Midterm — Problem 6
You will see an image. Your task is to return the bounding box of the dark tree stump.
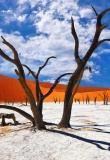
[0,113,18,126]
[1,115,6,126]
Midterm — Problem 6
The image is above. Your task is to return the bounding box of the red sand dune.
[0,74,110,103]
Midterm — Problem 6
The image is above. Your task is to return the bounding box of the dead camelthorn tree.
[82,95,85,104]
[77,98,80,104]
[23,58,72,119]
[94,96,97,105]
[58,6,110,128]
[53,97,58,103]
[0,36,45,129]
[98,91,109,105]
[85,95,90,104]
[59,97,61,104]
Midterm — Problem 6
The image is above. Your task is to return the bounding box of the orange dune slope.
[0,74,110,102]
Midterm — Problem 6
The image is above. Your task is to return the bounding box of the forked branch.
[0,36,25,79]
[83,6,110,63]
[23,56,56,99]
[44,72,72,98]
[23,64,36,78]
[36,56,56,78]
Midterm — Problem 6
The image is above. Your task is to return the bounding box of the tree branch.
[36,56,56,78]
[0,36,25,79]
[23,64,36,79]
[91,5,98,16]
[44,73,72,99]
[71,17,81,65]
[0,48,14,63]
[97,38,110,46]
[92,6,110,26]
[98,8,110,26]
[0,105,35,126]
[1,36,18,60]
[82,7,110,63]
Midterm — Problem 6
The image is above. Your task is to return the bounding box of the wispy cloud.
[0,0,110,85]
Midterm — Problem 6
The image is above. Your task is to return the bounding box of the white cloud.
[0,0,110,83]
[17,14,27,22]
[79,8,93,18]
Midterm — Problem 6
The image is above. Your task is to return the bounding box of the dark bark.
[0,37,46,129]
[98,91,109,105]
[0,105,35,126]
[23,61,72,119]
[0,113,17,125]
[58,6,110,128]
[37,97,43,118]
[58,65,85,128]
[1,115,6,126]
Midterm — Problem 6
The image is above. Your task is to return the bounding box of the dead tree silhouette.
[85,95,90,104]
[0,36,45,129]
[94,96,97,105]
[98,91,109,105]
[0,39,72,127]
[58,6,110,128]
[23,58,72,119]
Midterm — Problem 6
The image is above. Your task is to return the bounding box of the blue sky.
[0,0,110,87]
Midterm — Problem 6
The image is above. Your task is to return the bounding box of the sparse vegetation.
[98,91,109,105]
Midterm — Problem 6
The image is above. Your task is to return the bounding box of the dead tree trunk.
[86,95,90,104]
[23,58,72,119]
[0,113,17,126]
[98,91,109,105]
[58,6,110,128]
[1,115,6,126]
[94,96,97,105]
[53,97,58,103]
[0,37,45,129]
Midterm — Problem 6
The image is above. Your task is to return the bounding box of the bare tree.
[82,95,85,104]
[59,97,61,104]
[25,97,28,106]
[0,36,45,129]
[85,94,90,104]
[94,96,97,105]
[74,98,77,103]
[77,98,80,104]
[75,98,80,104]
[58,6,110,128]
[53,97,58,103]
[98,91,109,105]
[23,59,72,119]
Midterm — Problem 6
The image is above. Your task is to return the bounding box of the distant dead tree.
[77,98,80,104]
[85,95,90,104]
[98,91,109,105]
[25,97,28,106]
[76,98,80,104]
[82,96,85,104]
[23,58,72,119]
[58,6,110,128]
[94,96,97,105]
[53,97,58,103]
[59,97,61,104]
[74,98,77,103]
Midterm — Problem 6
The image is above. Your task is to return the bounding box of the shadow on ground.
[47,126,110,151]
